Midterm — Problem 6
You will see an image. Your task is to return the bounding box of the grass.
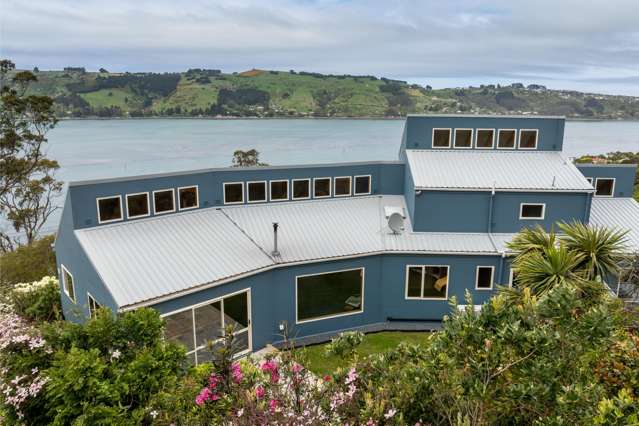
[299,331,430,376]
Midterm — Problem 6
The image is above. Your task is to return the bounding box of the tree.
[231,149,268,167]
[0,59,62,251]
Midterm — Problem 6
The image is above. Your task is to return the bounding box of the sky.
[2,0,639,95]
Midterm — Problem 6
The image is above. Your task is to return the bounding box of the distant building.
[55,115,639,362]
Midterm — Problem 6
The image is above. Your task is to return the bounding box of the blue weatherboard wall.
[576,164,637,198]
[151,254,503,350]
[68,161,405,229]
[411,190,590,233]
[399,115,565,152]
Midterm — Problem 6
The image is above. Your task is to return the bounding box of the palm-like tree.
[505,222,628,301]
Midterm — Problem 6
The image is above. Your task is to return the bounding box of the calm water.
[18,119,639,234]
[47,119,639,184]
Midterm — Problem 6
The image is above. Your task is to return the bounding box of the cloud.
[2,0,639,95]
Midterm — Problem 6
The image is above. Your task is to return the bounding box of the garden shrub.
[0,235,57,289]
[324,330,364,360]
[10,276,61,321]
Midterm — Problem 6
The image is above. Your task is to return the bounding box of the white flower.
[150,410,158,419]
[110,349,121,360]
[384,408,397,419]
[237,408,244,417]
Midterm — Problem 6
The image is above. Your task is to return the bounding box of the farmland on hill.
[18,67,639,119]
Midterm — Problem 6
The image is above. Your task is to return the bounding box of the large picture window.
[405,265,449,300]
[96,195,122,224]
[163,290,251,364]
[296,268,364,323]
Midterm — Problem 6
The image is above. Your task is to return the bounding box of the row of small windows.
[223,175,372,204]
[586,177,615,197]
[431,128,538,150]
[97,186,199,224]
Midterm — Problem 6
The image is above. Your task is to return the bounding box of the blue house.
[54,115,639,363]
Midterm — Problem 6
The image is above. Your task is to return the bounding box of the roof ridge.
[218,209,277,265]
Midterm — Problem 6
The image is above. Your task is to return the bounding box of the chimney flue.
[272,222,280,257]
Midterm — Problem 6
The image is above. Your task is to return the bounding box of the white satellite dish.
[388,212,404,234]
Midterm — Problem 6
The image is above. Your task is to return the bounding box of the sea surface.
[13,119,639,235]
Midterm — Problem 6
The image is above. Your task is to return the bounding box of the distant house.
[55,115,639,363]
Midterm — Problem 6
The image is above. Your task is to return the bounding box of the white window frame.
[61,264,76,303]
[160,288,252,364]
[518,129,538,150]
[354,175,372,195]
[508,268,515,288]
[96,195,123,224]
[519,203,546,220]
[313,177,332,199]
[404,265,450,301]
[475,128,496,149]
[125,191,150,219]
[475,266,495,290]
[152,188,176,215]
[246,180,267,203]
[453,128,474,149]
[222,182,243,205]
[87,292,101,319]
[178,185,200,210]
[431,128,452,149]
[295,267,365,324]
[594,177,615,197]
[333,176,352,197]
[292,178,311,200]
[496,129,516,150]
[269,179,289,202]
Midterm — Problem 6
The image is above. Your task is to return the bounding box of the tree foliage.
[0,59,62,251]
[231,149,268,167]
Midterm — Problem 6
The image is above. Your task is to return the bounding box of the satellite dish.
[388,212,404,234]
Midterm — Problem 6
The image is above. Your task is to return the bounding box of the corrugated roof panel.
[589,198,639,253]
[386,232,497,253]
[222,197,385,263]
[405,150,592,191]
[75,209,274,307]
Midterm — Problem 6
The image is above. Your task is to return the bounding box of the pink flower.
[292,362,303,374]
[323,375,331,382]
[260,359,280,383]
[208,374,220,389]
[231,362,243,384]
[255,385,265,399]
[269,398,279,413]
[195,387,212,406]
[345,368,358,385]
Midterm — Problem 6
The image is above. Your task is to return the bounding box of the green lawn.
[299,331,430,376]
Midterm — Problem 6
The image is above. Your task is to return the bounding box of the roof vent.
[271,222,280,257]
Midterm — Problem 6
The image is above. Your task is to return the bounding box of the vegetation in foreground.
[9,64,639,119]
[1,222,638,425]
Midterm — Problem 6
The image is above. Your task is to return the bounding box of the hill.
[18,67,639,119]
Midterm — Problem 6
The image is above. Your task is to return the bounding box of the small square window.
[520,203,545,220]
[432,128,451,148]
[270,180,289,201]
[97,196,122,224]
[334,177,351,197]
[153,189,175,214]
[126,192,150,219]
[476,266,494,290]
[62,265,75,303]
[247,181,266,203]
[497,129,516,149]
[292,179,310,200]
[519,129,538,149]
[223,183,242,205]
[179,186,199,209]
[475,129,495,149]
[595,178,615,197]
[354,175,371,195]
[88,293,102,319]
[454,129,473,148]
[314,177,331,198]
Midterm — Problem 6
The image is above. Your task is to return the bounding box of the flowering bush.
[10,276,61,321]
[324,330,364,360]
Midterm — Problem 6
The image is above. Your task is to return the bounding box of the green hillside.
[18,67,639,119]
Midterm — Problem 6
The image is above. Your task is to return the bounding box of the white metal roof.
[589,197,639,253]
[77,195,517,309]
[405,150,593,191]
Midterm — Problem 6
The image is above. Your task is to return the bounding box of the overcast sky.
[2,0,639,95]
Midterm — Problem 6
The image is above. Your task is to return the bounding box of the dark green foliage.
[217,88,270,107]
[495,90,528,110]
[0,234,56,288]
[10,276,61,321]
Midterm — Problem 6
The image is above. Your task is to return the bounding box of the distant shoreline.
[57,116,639,122]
